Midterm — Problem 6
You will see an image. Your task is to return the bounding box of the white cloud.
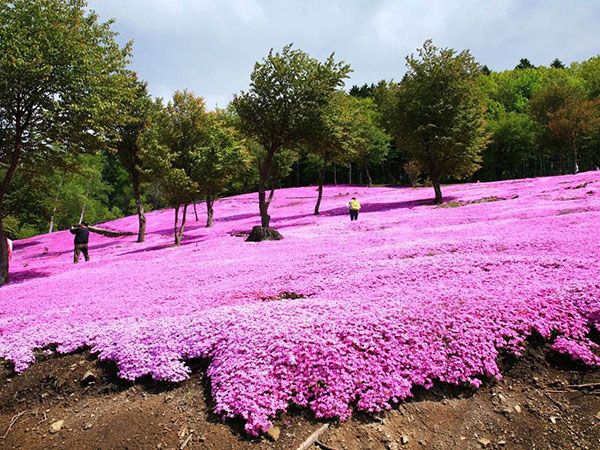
[87,0,600,109]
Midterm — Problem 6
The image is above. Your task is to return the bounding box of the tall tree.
[309,92,359,215]
[0,0,131,284]
[114,76,155,242]
[232,44,351,235]
[550,58,566,69]
[351,97,390,188]
[515,58,535,70]
[139,92,207,246]
[394,40,488,203]
[192,112,250,227]
[547,97,600,173]
[529,80,584,173]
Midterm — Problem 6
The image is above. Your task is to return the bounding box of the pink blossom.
[1,172,599,435]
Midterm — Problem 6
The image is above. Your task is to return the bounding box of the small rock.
[266,426,281,441]
[49,420,64,434]
[81,371,96,384]
[550,416,557,424]
[498,440,506,446]
[596,411,600,421]
[83,423,92,430]
[478,437,491,447]
[400,435,409,445]
[418,439,426,446]
[460,436,467,441]
[514,405,522,413]
[498,394,507,403]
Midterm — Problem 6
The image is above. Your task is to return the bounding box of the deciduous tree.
[394,40,488,203]
[233,45,350,235]
[0,0,131,284]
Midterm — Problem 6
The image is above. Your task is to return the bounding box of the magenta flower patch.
[1,172,599,434]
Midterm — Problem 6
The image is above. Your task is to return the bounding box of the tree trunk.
[174,205,180,246]
[132,176,146,243]
[48,173,65,234]
[267,186,275,208]
[314,163,326,215]
[78,202,86,225]
[296,159,300,187]
[433,180,443,204]
[359,170,363,185]
[333,164,337,185]
[193,202,199,222]
[0,113,24,285]
[78,185,90,224]
[0,220,8,286]
[366,166,372,188]
[348,163,352,185]
[573,141,579,174]
[257,156,273,228]
[206,195,214,228]
[174,204,188,246]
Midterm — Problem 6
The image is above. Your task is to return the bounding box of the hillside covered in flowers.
[1,172,599,434]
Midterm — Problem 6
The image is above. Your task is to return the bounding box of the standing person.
[70,222,90,263]
[347,197,361,221]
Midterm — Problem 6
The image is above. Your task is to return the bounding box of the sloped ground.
[1,173,599,441]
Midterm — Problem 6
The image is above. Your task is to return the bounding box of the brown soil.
[0,341,598,450]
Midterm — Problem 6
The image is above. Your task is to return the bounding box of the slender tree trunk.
[258,155,274,228]
[78,202,86,225]
[174,205,180,246]
[175,204,188,246]
[314,163,326,215]
[359,170,363,185]
[366,166,372,188]
[433,180,443,204]
[0,220,8,286]
[48,173,65,234]
[78,184,90,225]
[193,202,199,222]
[267,186,275,207]
[206,195,214,228]
[132,175,146,243]
[348,163,352,185]
[0,115,24,285]
[573,141,579,174]
[333,164,337,185]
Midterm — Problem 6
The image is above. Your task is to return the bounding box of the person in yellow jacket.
[347,197,361,221]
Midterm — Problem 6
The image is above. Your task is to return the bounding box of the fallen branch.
[180,434,192,449]
[543,392,567,411]
[565,382,600,389]
[87,226,136,238]
[296,424,330,450]
[1,410,27,439]
[316,441,339,450]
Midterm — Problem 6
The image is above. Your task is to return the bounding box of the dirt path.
[1,342,598,449]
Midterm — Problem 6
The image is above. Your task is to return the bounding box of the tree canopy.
[394,40,488,203]
[233,44,351,231]
[0,0,132,284]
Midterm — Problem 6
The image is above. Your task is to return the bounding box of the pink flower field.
[1,172,600,434]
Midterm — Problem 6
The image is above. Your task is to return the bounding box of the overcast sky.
[87,0,600,109]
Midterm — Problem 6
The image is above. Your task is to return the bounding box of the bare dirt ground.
[1,338,598,450]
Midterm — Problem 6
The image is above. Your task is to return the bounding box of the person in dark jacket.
[70,222,90,263]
